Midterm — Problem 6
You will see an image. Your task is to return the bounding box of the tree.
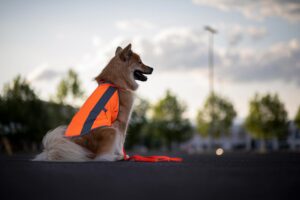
[196,93,237,138]
[2,75,37,101]
[126,97,150,149]
[148,90,193,150]
[245,93,288,151]
[0,75,77,153]
[55,69,84,104]
[295,106,300,130]
[0,76,46,143]
[56,79,68,104]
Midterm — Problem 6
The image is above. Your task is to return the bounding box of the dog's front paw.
[123,154,130,160]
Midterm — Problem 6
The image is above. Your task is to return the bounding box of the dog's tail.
[33,126,93,161]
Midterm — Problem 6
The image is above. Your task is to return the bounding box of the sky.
[0,0,300,121]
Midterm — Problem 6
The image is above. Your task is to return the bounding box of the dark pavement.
[1,152,300,200]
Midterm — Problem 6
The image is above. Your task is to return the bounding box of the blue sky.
[1,0,300,120]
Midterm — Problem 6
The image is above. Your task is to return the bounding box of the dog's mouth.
[134,68,153,82]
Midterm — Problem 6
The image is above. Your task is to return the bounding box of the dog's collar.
[98,79,131,92]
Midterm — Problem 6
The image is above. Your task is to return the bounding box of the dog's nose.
[148,67,154,74]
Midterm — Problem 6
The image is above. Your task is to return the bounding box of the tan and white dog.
[34,44,153,161]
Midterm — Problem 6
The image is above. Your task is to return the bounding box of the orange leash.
[123,149,182,162]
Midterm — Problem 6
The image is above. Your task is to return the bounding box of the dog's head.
[96,44,153,91]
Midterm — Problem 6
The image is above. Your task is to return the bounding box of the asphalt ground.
[1,152,299,200]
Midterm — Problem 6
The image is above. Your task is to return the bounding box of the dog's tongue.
[134,70,147,81]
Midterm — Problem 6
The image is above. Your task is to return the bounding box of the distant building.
[181,122,251,153]
[287,121,300,151]
[181,121,300,153]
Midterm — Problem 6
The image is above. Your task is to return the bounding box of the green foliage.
[2,75,37,101]
[245,93,288,140]
[126,98,150,149]
[0,75,76,148]
[127,91,193,150]
[68,69,84,99]
[56,79,68,104]
[295,106,300,130]
[56,69,84,104]
[152,90,185,121]
[0,76,43,141]
[149,90,193,149]
[196,93,236,138]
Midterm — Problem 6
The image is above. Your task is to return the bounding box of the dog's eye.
[138,61,142,64]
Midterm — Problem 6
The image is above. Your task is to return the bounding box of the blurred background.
[1,0,300,155]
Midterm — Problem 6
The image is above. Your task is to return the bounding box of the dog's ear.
[115,46,123,56]
[119,44,132,62]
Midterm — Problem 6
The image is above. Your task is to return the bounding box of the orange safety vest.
[65,83,119,137]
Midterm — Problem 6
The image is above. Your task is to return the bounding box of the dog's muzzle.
[134,67,153,82]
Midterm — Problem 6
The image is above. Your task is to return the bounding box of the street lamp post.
[204,26,217,97]
[204,25,217,151]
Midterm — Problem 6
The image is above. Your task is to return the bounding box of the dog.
[34,44,153,161]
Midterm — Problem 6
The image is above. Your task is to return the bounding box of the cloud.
[27,64,63,82]
[227,25,267,46]
[115,19,156,31]
[134,29,300,85]
[246,27,267,39]
[219,39,300,84]
[93,27,211,70]
[192,0,300,22]
[79,26,300,86]
[91,36,102,47]
[133,27,214,70]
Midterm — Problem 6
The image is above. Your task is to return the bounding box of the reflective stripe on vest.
[65,84,119,137]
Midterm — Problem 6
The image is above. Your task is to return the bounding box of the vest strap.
[80,86,117,136]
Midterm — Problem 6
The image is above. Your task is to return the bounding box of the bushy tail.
[33,126,93,161]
